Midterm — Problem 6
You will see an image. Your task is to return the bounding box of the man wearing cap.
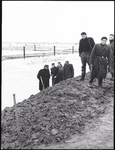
[78,32,95,80]
[37,65,50,91]
[64,61,74,80]
[109,34,114,80]
[51,63,59,85]
[87,36,111,88]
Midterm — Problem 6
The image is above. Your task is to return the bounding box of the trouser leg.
[80,55,86,80]
[52,77,55,85]
[85,54,90,70]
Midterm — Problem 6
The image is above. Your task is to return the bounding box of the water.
[2,53,89,110]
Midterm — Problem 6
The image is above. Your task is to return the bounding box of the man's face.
[109,35,114,41]
[52,64,55,68]
[45,66,48,69]
[57,62,60,66]
[101,39,107,45]
[81,34,87,39]
[65,61,69,65]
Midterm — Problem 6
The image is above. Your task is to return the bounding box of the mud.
[1,72,114,149]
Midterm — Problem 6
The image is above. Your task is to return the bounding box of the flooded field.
[2,53,89,110]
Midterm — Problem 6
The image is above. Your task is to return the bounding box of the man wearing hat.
[87,36,111,88]
[37,65,50,91]
[109,34,114,80]
[78,32,95,80]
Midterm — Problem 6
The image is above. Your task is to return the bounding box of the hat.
[109,34,114,37]
[81,32,86,35]
[65,60,69,64]
[101,36,108,40]
[44,65,49,68]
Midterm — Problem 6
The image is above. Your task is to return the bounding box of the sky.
[2,1,114,43]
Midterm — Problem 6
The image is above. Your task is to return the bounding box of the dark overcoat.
[51,67,59,84]
[109,41,114,75]
[89,43,111,79]
[57,66,64,82]
[37,69,50,91]
[79,37,95,56]
[64,64,74,79]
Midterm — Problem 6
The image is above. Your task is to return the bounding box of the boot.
[87,77,94,87]
[80,72,85,81]
[98,78,103,87]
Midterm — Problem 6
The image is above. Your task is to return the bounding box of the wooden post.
[13,94,22,149]
[34,44,36,51]
[72,46,74,53]
[23,46,25,59]
[40,76,45,90]
[54,46,56,56]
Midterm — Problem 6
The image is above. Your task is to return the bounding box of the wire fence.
[2,42,79,60]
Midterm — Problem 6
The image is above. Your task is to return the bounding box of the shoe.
[87,82,93,88]
[79,78,84,81]
[98,85,103,88]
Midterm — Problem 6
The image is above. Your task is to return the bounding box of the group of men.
[79,32,114,88]
[37,32,114,91]
[37,61,74,91]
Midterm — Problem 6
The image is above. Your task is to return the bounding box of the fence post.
[72,46,74,53]
[13,94,22,149]
[54,46,56,56]
[34,44,36,51]
[23,46,25,59]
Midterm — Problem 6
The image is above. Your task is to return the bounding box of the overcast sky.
[2,1,114,43]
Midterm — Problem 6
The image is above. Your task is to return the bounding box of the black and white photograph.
[1,1,114,149]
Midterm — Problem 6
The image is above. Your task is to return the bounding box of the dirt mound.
[1,73,114,149]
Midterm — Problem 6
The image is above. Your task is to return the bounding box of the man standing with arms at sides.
[78,32,95,81]
[109,34,114,80]
[37,65,50,91]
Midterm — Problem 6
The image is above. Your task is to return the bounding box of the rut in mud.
[1,73,114,149]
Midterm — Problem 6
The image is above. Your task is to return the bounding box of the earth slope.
[1,72,114,149]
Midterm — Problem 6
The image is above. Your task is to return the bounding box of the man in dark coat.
[78,32,95,80]
[37,65,50,91]
[109,34,114,80]
[87,36,111,88]
[57,62,64,82]
[64,61,74,80]
[51,63,59,85]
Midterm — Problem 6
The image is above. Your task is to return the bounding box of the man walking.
[109,34,114,80]
[64,61,74,80]
[78,32,95,80]
[51,63,59,85]
[87,36,111,88]
[37,65,50,91]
